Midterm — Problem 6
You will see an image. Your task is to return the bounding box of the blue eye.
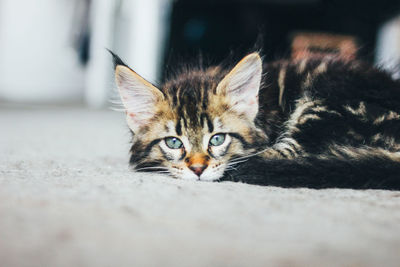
[209,133,226,146]
[165,137,183,149]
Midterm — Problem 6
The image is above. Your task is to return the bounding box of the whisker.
[153,171,171,175]
[229,150,266,162]
[135,166,169,172]
[227,158,249,166]
[108,98,127,112]
[109,107,127,112]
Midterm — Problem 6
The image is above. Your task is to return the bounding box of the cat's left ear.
[216,53,262,121]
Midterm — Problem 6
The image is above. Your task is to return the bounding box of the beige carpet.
[1,106,400,267]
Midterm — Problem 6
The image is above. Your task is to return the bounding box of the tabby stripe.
[130,139,162,164]
[220,142,232,157]
[300,60,328,90]
[283,148,296,158]
[297,58,308,74]
[176,119,182,136]
[313,61,328,74]
[278,65,287,108]
[201,113,214,133]
[286,141,300,153]
[143,139,162,157]
[273,142,299,158]
[172,93,178,106]
[229,133,251,149]
[207,147,215,158]
[202,86,209,109]
[160,149,175,161]
[277,149,290,158]
[302,73,312,89]
[178,150,186,161]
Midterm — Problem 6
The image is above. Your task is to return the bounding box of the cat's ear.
[216,53,262,121]
[115,63,164,132]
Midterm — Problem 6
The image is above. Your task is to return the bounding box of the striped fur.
[112,51,400,189]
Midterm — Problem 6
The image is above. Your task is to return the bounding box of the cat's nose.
[189,164,207,177]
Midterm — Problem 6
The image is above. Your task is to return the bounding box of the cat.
[111,51,400,190]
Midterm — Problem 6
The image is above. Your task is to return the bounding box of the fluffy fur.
[111,51,400,190]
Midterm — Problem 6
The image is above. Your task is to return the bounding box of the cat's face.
[114,53,266,181]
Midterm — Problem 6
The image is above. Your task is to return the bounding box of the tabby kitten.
[112,51,400,190]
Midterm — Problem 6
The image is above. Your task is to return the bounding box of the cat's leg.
[324,144,400,162]
[261,138,304,159]
[262,95,342,159]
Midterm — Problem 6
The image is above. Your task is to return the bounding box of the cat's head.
[113,52,267,181]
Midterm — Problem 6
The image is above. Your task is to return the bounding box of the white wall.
[0,0,85,103]
[375,15,400,79]
[85,0,172,108]
[0,0,172,106]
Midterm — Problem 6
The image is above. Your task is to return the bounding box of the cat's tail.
[224,148,400,190]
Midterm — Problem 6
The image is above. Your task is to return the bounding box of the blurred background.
[0,0,400,108]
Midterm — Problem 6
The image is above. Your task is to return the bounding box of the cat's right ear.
[112,54,165,132]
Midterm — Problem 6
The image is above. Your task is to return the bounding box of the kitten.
[111,51,400,190]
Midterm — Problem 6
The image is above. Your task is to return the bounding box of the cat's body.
[227,57,400,189]
[112,51,400,190]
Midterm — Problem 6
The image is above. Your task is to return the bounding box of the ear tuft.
[107,49,127,69]
[115,64,164,132]
[216,52,263,121]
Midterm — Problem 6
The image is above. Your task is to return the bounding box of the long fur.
[223,154,400,190]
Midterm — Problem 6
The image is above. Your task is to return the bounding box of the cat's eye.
[165,137,183,149]
[209,133,226,146]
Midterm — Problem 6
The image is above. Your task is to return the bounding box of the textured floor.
[1,106,400,267]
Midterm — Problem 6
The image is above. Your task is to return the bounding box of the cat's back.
[262,57,400,113]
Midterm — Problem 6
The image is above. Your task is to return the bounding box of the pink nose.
[189,164,207,176]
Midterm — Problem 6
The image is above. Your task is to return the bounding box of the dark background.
[163,0,400,79]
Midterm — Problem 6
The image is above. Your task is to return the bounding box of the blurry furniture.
[291,32,357,60]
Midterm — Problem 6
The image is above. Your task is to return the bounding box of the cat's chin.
[180,175,220,182]
[198,169,225,182]
[178,170,224,182]
[198,175,220,182]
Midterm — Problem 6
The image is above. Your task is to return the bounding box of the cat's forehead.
[161,71,223,128]
[162,67,225,94]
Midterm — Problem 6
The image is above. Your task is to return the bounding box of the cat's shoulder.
[264,56,376,75]
[264,56,399,95]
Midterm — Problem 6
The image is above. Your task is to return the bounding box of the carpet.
[1,106,399,267]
